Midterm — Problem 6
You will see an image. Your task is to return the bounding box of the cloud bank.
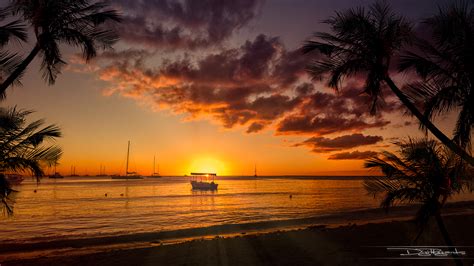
[69,3,411,160]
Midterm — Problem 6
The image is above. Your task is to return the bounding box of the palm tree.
[0,5,27,86]
[400,1,474,151]
[0,0,122,99]
[302,1,474,166]
[364,139,472,266]
[0,107,62,215]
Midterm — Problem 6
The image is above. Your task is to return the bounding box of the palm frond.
[0,174,17,216]
[0,19,28,45]
[39,37,66,84]
[0,52,24,95]
[0,107,62,185]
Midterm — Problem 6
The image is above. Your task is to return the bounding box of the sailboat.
[111,141,143,180]
[49,162,63,178]
[148,156,161,178]
[5,173,24,185]
[254,163,257,177]
[97,164,107,177]
[70,166,79,177]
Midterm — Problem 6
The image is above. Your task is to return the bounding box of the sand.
[2,201,474,265]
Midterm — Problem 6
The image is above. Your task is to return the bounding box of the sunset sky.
[2,0,458,176]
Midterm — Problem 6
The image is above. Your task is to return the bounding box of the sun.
[187,157,228,175]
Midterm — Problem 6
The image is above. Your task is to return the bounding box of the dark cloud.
[297,134,383,153]
[295,83,314,96]
[114,0,263,49]
[328,150,379,160]
[304,84,400,117]
[239,35,280,80]
[275,80,397,135]
[248,94,302,120]
[276,115,390,136]
[271,48,309,87]
[98,49,154,61]
[246,122,266,133]
[392,120,414,128]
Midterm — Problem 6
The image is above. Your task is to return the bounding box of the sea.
[1,176,473,244]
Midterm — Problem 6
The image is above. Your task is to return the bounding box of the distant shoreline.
[25,175,383,180]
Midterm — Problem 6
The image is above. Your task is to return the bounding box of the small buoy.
[33,189,37,193]
[289,194,293,199]
[105,193,108,197]
[120,193,124,197]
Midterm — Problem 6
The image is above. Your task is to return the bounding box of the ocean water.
[1,176,473,244]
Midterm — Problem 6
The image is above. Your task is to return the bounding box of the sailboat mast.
[153,155,155,174]
[126,141,130,174]
[254,163,257,177]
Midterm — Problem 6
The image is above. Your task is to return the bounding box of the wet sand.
[2,201,474,265]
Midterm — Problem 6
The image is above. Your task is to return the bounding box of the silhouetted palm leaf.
[0,5,27,89]
[0,5,27,45]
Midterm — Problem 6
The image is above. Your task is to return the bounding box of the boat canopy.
[190,172,216,176]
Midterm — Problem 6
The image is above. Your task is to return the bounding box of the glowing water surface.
[1,176,473,243]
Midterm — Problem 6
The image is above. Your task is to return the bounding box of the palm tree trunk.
[384,77,474,166]
[413,226,425,243]
[434,213,463,266]
[0,43,41,99]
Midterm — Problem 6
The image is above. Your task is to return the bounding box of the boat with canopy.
[190,172,218,190]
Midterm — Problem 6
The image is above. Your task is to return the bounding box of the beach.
[2,201,474,266]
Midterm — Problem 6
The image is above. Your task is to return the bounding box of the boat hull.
[5,174,24,185]
[191,181,218,190]
[111,175,143,180]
